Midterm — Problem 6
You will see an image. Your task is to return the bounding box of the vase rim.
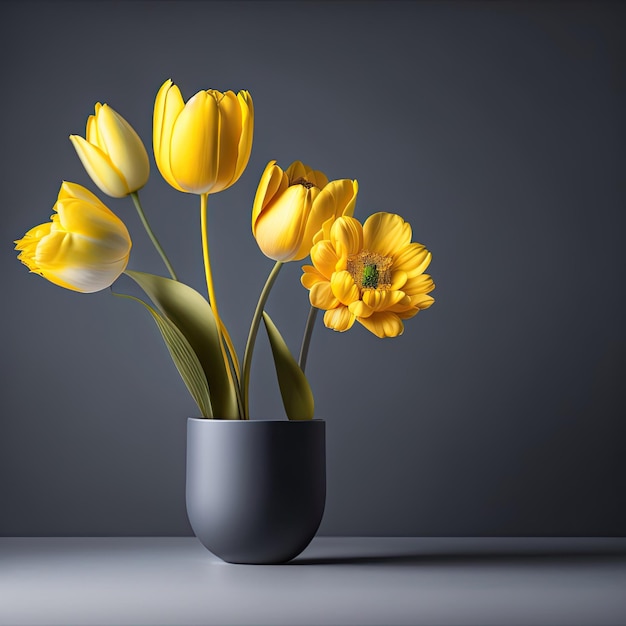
[188,417,325,423]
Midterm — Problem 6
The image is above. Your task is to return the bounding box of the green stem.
[200,193,241,418]
[298,306,318,373]
[241,261,283,419]
[130,191,178,281]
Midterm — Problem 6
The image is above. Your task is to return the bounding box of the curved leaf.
[262,311,314,421]
[114,292,213,418]
[125,271,239,419]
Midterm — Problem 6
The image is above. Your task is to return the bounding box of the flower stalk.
[298,306,318,373]
[130,192,177,281]
[241,260,283,419]
[200,193,241,392]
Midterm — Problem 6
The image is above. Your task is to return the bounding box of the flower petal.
[362,289,410,312]
[310,240,340,279]
[170,90,219,194]
[252,161,288,230]
[153,79,186,192]
[96,105,149,193]
[69,135,129,197]
[309,281,340,309]
[253,185,310,261]
[403,273,435,296]
[323,306,355,332]
[293,178,355,261]
[230,90,254,188]
[330,216,363,263]
[210,90,241,192]
[301,265,327,289]
[394,244,431,277]
[330,270,360,306]
[390,270,408,290]
[358,311,404,338]
[363,212,412,257]
[348,299,373,318]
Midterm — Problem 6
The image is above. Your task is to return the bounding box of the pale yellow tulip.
[70,104,149,198]
[15,182,132,293]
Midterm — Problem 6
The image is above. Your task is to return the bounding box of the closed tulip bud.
[153,79,254,195]
[70,103,150,198]
[252,160,358,262]
[15,182,132,293]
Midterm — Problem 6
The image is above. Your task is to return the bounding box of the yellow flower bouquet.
[14,79,436,422]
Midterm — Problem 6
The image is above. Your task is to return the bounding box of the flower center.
[292,176,316,189]
[347,250,392,290]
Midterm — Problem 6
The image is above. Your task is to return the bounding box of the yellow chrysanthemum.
[301,212,435,338]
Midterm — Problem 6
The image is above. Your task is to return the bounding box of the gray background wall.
[1,0,625,537]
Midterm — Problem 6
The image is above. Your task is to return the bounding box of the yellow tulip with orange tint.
[252,160,358,262]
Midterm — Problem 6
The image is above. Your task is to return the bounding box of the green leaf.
[262,311,314,421]
[124,271,239,419]
[114,293,213,418]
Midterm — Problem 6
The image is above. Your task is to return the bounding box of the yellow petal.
[153,79,186,192]
[58,181,103,205]
[301,265,326,289]
[393,243,431,277]
[348,299,374,318]
[293,178,359,261]
[96,105,149,193]
[330,216,363,263]
[85,113,99,147]
[69,135,129,197]
[363,212,412,257]
[403,273,435,296]
[362,289,409,312]
[169,90,219,194]
[409,293,435,310]
[358,311,404,338]
[310,240,340,279]
[313,215,335,246]
[285,161,308,182]
[229,90,254,189]
[251,161,288,232]
[253,185,310,261]
[330,270,360,306]
[210,90,241,192]
[309,281,340,309]
[390,270,408,290]
[323,306,355,332]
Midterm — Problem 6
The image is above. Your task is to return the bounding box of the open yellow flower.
[301,212,434,338]
[252,160,358,262]
[15,182,131,293]
[153,79,254,195]
[70,103,150,198]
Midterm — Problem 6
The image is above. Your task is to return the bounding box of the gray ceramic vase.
[186,418,326,564]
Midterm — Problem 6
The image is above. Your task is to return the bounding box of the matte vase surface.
[186,418,326,564]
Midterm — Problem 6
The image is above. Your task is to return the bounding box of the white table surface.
[1,537,625,626]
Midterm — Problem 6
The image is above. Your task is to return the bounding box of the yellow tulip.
[153,79,254,195]
[252,160,359,262]
[15,182,132,293]
[70,103,150,198]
